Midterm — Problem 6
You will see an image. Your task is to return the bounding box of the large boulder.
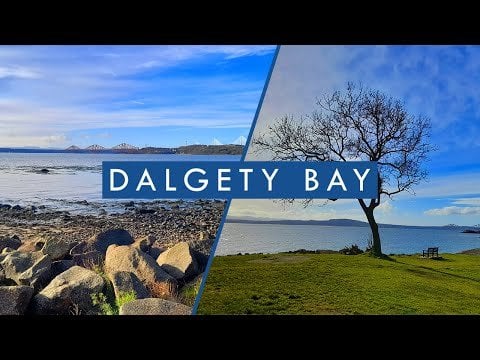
[0,251,52,290]
[109,271,150,300]
[0,235,21,253]
[105,245,176,298]
[133,235,156,253]
[69,230,135,260]
[0,286,34,315]
[69,241,89,256]
[156,242,199,280]
[17,240,44,253]
[91,229,134,255]
[192,250,209,272]
[41,238,70,261]
[72,250,103,268]
[50,260,75,278]
[119,298,192,315]
[31,266,104,315]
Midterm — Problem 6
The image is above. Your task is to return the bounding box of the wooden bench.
[422,247,439,258]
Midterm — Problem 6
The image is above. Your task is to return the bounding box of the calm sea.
[0,153,239,213]
[216,222,480,255]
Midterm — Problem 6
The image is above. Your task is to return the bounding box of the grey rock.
[51,260,75,278]
[109,271,150,300]
[91,229,134,255]
[148,245,165,260]
[31,266,104,315]
[133,235,155,253]
[0,286,34,315]
[0,251,52,290]
[119,298,192,315]
[192,249,209,272]
[105,245,176,298]
[12,205,22,211]
[69,241,89,256]
[72,250,103,268]
[0,235,21,253]
[156,242,199,280]
[42,238,70,260]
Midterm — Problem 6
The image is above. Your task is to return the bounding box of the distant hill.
[176,144,243,155]
[2,144,243,155]
[227,217,471,230]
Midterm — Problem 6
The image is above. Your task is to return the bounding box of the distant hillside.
[227,217,471,230]
[176,144,243,155]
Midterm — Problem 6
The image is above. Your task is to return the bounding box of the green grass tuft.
[179,276,203,306]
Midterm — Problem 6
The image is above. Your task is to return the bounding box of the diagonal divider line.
[191,45,281,314]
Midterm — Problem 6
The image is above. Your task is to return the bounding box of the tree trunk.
[365,208,382,256]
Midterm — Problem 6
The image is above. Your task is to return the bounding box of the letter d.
[110,169,129,191]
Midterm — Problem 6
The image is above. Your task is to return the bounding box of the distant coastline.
[0,144,243,156]
[227,217,477,231]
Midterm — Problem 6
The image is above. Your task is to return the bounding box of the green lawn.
[197,253,480,315]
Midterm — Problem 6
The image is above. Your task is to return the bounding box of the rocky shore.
[0,199,225,315]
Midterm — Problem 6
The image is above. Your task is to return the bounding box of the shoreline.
[0,199,225,255]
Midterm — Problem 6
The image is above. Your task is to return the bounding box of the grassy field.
[197,253,480,314]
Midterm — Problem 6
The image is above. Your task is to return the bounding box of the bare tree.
[253,83,434,257]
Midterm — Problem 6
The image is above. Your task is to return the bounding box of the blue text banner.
[102,161,378,199]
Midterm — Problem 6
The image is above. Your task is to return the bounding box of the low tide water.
[0,152,239,213]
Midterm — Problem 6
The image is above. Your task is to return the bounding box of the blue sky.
[230,45,480,226]
[0,45,275,148]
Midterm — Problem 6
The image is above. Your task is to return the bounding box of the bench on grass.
[422,247,439,258]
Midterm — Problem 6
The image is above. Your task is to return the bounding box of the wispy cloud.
[425,206,480,216]
[0,66,41,79]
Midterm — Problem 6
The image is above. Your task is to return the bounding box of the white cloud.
[228,199,365,221]
[0,66,41,79]
[452,197,480,206]
[425,206,480,216]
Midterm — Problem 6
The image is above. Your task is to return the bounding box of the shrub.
[91,293,116,315]
[147,281,177,300]
[339,244,364,255]
[116,291,137,309]
[91,290,137,315]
